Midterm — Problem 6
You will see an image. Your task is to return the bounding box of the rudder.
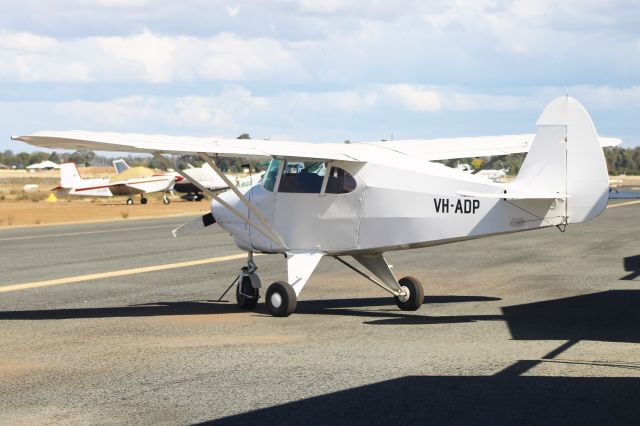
[511,96,609,224]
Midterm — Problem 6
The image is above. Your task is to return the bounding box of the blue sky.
[2,0,639,152]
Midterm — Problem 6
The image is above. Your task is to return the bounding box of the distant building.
[26,160,61,171]
[0,162,8,169]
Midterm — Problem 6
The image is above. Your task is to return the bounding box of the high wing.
[12,130,621,163]
[12,131,358,162]
[357,134,621,162]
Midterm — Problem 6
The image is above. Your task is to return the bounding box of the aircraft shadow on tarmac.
[0,295,498,321]
[621,255,640,280]
[200,375,640,426]
[198,290,640,426]
[2,290,640,344]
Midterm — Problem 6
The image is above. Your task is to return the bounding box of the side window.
[262,159,281,192]
[278,161,326,193]
[325,167,357,194]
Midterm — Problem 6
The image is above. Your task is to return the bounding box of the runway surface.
[1,201,639,424]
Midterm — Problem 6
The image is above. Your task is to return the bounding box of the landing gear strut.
[335,255,424,312]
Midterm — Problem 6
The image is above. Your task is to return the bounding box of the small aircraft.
[14,97,622,316]
[456,163,508,181]
[54,159,180,204]
[171,163,228,201]
[171,163,265,201]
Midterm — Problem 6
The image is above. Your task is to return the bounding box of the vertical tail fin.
[511,96,609,223]
[113,159,130,174]
[60,163,84,188]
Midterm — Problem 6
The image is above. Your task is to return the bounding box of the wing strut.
[153,153,287,250]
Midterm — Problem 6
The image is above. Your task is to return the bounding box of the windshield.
[262,159,281,192]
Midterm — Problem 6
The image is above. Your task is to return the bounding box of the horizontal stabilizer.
[457,190,569,200]
[172,213,216,237]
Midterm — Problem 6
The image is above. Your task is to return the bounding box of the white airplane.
[14,97,621,316]
[54,159,179,204]
[456,163,508,181]
[171,163,228,201]
[171,163,265,200]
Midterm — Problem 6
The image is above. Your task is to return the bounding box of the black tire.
[163,196,170,205]
[141,197,148,205]
[394,276,424,311]
[236,275,259,309]
[126,198,134,205]
[266,281,297,317]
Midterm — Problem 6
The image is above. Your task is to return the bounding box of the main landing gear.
[229,253,300,317]
[226,252,423,318]
[394,276,424,311]
[265,281,297,317]
[162,194,171,205]
[335,254,424,312]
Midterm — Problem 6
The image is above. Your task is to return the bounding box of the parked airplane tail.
[60,162,84,188]
[113,159,130,174]
[510,96,610,224]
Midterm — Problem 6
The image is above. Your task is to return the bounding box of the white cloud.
[0,30,305,83]
[227,5,240,17]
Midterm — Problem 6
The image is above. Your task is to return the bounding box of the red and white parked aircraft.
[54,159,180,204]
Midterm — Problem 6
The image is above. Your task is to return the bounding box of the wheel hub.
[397,286,410,302]
[270,292,283,309]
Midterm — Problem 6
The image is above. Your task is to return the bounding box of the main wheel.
[266,281,297,317]
[394,276,424,311]
[236,274,259,309]
[126,198,134,205]
[140,197,148,205]
[163,195,170,205]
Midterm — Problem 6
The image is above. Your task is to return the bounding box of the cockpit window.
[278,161,326,193]
[262,159,281,192]
[325,167,357,194]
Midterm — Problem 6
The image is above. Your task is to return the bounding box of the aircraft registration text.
[434,198,480,214]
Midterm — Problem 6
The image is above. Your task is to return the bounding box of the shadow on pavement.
[199,375,640,425]
[502,290,640,343]
[621,255,640,280]
[0,295,498,320]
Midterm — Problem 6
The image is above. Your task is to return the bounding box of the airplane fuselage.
[212,157,604,255]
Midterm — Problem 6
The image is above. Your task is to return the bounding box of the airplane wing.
[12,130,622,163]
[12,131,358,162]
[357,134,622,162]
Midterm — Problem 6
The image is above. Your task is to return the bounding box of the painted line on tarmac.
[606,200,640,209]
[0,253,256,293]
[2,199,637,293]
[0,224,179,242]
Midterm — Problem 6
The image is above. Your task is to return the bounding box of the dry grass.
[0,201,209,228]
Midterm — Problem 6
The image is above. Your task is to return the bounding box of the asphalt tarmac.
[1,201,639,425]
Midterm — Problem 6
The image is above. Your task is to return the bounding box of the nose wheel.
[266,281,297,317]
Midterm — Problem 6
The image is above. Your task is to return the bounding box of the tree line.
[3,144,640,175]
[443,146,640,175]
